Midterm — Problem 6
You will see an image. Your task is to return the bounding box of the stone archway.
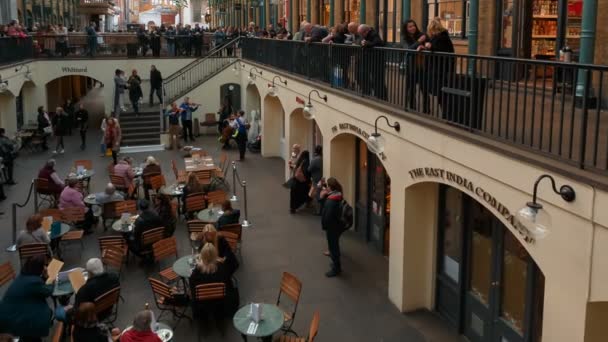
[262,94,285,158]
[245,83,261,122]
[45,75,105,122]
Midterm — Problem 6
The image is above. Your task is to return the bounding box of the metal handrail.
[7,179,35,252]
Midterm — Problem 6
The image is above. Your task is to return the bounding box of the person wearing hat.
[74,258,120,321]
[128,199,164,257]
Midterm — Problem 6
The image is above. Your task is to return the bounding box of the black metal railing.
[0,37,34,65]
[242,38,608,173]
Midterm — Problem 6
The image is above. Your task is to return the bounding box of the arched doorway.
[245,83,261,122]
[434,184,545,342]
[45,75,105,122]
[330,133,391,255]
[262,95,285,158]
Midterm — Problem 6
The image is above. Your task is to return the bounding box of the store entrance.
[355,139,391,255]
[436,186,544,342]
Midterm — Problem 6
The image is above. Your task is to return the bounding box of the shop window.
[426,0,470,39]
[344,0,360,24]
[440,187,464,283]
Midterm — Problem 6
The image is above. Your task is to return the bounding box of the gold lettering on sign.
[408,167,535,244]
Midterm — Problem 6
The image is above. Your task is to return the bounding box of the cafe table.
[233,303,284,342]
[184,157,216,172]
[66,169,95,193]
[196,207,222,223]
[84,193,100,206]
[111,218,135,234]
[173,255,196,278]
[122,321,173,342]
[160,184,184,216]
[52,268,88,297]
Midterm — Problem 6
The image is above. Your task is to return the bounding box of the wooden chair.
[187,220,207,238]
[148,277,191,328]
[218,231,238,254]
[193,282,226,334]
[102,200,137,230]
[139,227,165,259]
[194,170,213,185]
[206,190,226,206]
[18,243,50,266]
[107,162,115,175]
[94,286,121,324]
[172,160,187,184]
[35,177,58,208]
[279,311,320,342]
[199,113,218,130]
[219,223,242,256]
[39,208,63,221]
[109,174,128,192]
[0,262,16,287]
[74,160,93,170]
[102,246,126,276]
[98,235,128,260]
[276,272,303,336]
[148,174,166,198]
[185,193,206,217]
[152,237,180,283]
[61,206,85,225]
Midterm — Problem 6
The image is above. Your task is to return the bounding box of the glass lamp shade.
[268,85,278,96]
[517,204,551,240]
[302,103,315,120]
[248,75,255,85]
[367,133,385,154]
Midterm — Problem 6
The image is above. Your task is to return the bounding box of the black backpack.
[339,199,353,232]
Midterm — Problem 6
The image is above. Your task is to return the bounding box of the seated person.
[73,302,121,342]
[0,255,53,340]
[182,173,206,217]
[59,178,95,232]
[120,310,162,342]
[16,214,51,248]
[95,183,124,205]
[128,199,164,256]
[38,159,64,196]
[216,200,240,229]
[142,156,162,199]
[155,194,176,237]
[201,224,239,278]
[74,258,120,321]
[189,243,239,318]
[113,156,135,189]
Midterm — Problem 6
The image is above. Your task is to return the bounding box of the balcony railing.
[0,33,217,63]
[241,38,608,174]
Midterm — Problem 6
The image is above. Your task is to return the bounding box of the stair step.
[122,132,160,139]
[120,120,159,127]
[121,127,160,134]
[121,137,161,146]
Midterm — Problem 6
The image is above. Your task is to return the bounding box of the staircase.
[119,107,161,147]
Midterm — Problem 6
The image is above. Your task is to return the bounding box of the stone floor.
[0,131,464,342]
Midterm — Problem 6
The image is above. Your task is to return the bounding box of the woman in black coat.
[289,150,311,213]
[320,177,344,277]
[127,69,143,115]
[402,19,427,111]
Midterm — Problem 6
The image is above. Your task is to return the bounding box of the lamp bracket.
[531,174,576,205]
[373,115,401,135]
[307,89,327,104]
[272,75,287,86]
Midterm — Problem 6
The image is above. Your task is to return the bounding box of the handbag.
[295,166,306,182]
[43,126,53,134]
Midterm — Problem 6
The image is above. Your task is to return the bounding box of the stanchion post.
[6,203,17,252]
[230,161,238,202]
[241,180,251,228]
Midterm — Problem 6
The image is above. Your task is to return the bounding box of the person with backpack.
[319,177,352,277]
[234,110,249,161]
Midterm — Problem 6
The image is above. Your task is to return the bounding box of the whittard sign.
[409,167,535,244]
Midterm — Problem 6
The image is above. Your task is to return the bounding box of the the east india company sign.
[409,167,535,244]
[332,123,387,160]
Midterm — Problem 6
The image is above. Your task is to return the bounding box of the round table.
[111,219,135,234]
[66,169,95,181]
[123,321,173,342]
[132,167,143,177]
[173,255,197,278]
[159,184,184,197]
[233,304,284,341]
[52,270,88,297]
[84,194,99,206]
[197,208,222,223]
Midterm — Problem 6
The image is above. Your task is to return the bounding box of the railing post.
[241,180,251,228]
[7,203,17,252]
[578,70,592,169]
[230,161,238,202]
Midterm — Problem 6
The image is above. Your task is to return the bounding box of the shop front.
[435,185,544,342]
[355,138,391,256]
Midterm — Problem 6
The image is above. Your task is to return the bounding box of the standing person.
[0,128,17,185]
[86,21,97,57]
[100,115,108,157]
[308,145,323,214]
[193,23,203,56]
[166,25,176,57]
[55,23,68,57]
[149,65,163,106]
[149,27,161,57]
[358,24,387,100]
[289,150,311,214]
[319,177,344,277]
[218,96,232,134]
[52,106,69,154]
[166,102,182,150]
[63,98,75,135]
[235,110,248,161]
[127,69,143,115]
[137,25,149,56]
[37,106,51,151]
[74,103,89,150]
[113,69,127,116]
[104,117,121,164]
[402,19,427,112]
[214,26,226,51]
[179,97,199,143]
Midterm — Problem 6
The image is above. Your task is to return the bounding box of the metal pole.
[402,0,410,21]
[576,0,598,97]
[467,0,478,75]
[329,0,334,26]
[230,161,238,201]
[7,203,17,252]
[241,180,251,228]
[359,0,365,24]
[306,0,311,22]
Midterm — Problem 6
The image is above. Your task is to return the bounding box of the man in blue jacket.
[179,97,199,143]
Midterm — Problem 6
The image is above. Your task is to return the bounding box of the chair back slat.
[0,262,16,287]
[110,174,127,190]
[152,237,178,262]
[207,190,226,205]
[195,283,225,301]
[309,311,320,341]
[107,163,115,175]
[149,277,173,299]
[98,236,127,254]
[116,200,138,214]
[18,243,49,264]
[148,174,166,191]
[74,160,93,170]
[142,227,165,247]
[102,247,125,271]
[219,223,242,241]
[35,178,52,193]
[186,193,206,213]
[218,231,238,253]
[62,207,85,222]
[187,220,207,235]
[94,286,121,314]
[39,208,63,221]
[194,170,212,184]
[280,272,302,303]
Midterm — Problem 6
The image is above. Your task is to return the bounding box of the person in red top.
[38,159,65,196]
[120,310,162,342]
[104,117,121,164]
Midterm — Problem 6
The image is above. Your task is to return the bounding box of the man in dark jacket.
[149,65,163,106]
[319,177,344,277]
[75,258,120,321]
[52,107,69,154]
[86,21,97,57]
[0,128,16,185]
[358,24,387,100]
[128,199,164,256]
[74,103,89,150]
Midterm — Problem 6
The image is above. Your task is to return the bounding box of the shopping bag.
[106,148,113,156]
